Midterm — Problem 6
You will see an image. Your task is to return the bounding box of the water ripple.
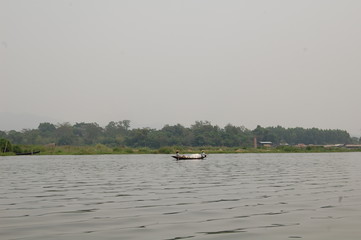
[1,153,361,240]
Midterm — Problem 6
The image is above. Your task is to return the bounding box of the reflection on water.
[1,153,361,240]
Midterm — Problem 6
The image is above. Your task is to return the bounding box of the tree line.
[0,120,359,152]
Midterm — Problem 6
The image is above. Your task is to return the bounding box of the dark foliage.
[0,121,356,148]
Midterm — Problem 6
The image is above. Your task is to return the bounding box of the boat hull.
[172,156,206,160]
[15,151,40,156]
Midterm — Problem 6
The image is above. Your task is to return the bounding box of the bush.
[0,139,12,152]
[158,147,173,154]
[12,145,22,153]
[276,145,301,153]
[95,144,112,153]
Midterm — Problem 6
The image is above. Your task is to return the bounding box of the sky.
[1,0,361,136]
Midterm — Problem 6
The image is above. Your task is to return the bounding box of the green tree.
[125,128,154,147]
[73,122,103,145]
[0,120,354,148]
[160,124,192,146]
[252,125,267,141]
[222,124,253,147]
[0,130,7,139]
[146,130,168,148]
[38,122,56,136]
[7,130,24,144]
[191,121,222,146]
[35,122,57,144]
[56,123,76,145]
[21,129,40,145]
[0,138,12,153]
[102,120,130,146]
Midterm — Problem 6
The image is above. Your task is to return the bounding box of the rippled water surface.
[1,153,361,240]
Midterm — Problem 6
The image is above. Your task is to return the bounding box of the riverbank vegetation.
[1,144,360,156]
[1,120,360,156]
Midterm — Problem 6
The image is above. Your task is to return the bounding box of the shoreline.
[1,145,360,156]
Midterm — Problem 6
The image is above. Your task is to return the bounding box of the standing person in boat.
[201,150,206,158]
[176,151,180,158]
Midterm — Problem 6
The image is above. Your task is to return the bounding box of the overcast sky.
[1,0,361,136]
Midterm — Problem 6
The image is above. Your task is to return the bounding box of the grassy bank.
[1,144,360,156]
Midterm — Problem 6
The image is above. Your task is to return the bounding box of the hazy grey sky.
[1,0,361,135]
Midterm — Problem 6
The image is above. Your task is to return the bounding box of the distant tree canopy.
[0,121,357,148]
[252,125,352,145]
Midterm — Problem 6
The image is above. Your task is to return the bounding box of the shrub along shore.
[1,144,360,156]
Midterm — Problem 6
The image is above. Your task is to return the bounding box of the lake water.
[1,153,361,240]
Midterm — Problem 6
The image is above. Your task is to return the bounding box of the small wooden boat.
[16,150,40,156]
[172,152,206,160]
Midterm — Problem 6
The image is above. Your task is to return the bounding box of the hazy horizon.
[2,1,361,136]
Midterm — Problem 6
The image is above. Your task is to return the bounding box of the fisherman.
[201,150,206,158]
